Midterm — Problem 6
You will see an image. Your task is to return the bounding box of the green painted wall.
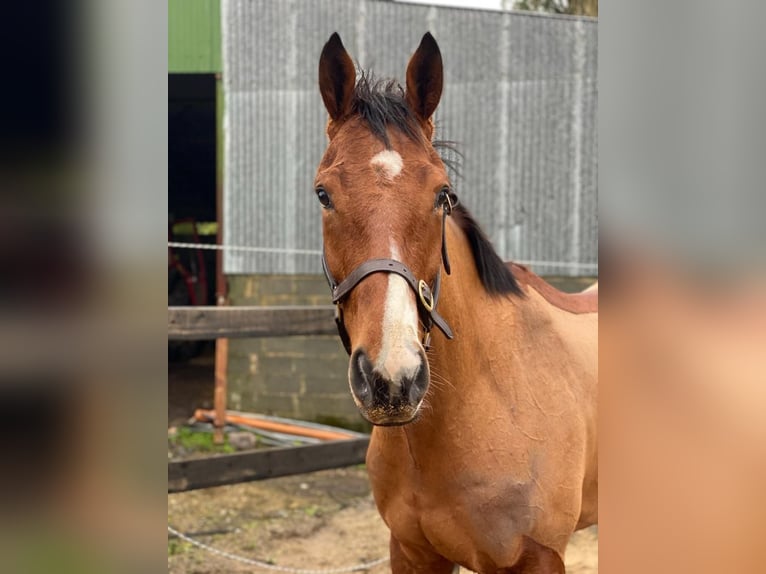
[168,0,221,73]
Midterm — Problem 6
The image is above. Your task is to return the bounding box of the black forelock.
[351,71,460,177]
[351,71,421,148]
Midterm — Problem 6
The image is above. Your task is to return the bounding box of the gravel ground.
[168,466,597,573]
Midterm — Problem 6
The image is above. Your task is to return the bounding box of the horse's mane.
[451,205,523,297]
[352,72,523,299]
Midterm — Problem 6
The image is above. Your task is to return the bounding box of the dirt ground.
[168,346,597,573]
[168,466,597,573]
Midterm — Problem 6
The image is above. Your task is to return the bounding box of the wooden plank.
[168,306,338,340]
[168,437,369,492]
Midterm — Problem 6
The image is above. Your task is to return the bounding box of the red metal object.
[168,218,209,306]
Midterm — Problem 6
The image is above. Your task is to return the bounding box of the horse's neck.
[422,223,535,417]
[414,221,597,434]
[441,219,529,333]
[428,223,592,390]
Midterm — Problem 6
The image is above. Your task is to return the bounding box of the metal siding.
[169,0,221,73]
[223,0,597,276]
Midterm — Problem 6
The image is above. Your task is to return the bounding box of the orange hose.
[193,409,355,442]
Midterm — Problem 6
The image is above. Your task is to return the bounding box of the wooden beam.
[168,437,369,492]
[168,306,338,340]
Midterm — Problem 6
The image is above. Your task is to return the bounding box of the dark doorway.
[168,73,217,363]
[169,74,216,223]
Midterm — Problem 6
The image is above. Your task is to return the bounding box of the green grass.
[168,538,192,556]
[169,427,236,454]
[303,505,321,517]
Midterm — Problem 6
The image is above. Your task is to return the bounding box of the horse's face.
[316,122,449,425]
[316,33,447,425]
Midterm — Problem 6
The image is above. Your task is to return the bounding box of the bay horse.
[315,32,597,573]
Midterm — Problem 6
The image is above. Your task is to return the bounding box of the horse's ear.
[405,32,443,136]
[318,33,356,124]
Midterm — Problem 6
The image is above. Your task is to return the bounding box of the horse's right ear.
[318,33,356,124]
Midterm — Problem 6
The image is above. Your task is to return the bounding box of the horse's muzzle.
[348,347,429,425]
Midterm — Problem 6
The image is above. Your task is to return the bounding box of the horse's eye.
[316,187,333,209]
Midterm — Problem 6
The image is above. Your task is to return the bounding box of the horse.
[315,32,597,573]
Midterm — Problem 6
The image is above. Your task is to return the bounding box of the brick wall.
[227,274,595,429]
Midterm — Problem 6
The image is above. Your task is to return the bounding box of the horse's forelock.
[351,72,423,149]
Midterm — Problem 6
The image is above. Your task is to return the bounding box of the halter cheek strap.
[322,191,457,355]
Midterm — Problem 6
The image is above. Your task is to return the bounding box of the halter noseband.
[322,189,457,355]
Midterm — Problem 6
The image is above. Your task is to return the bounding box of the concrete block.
[297,394,362,421]
[260,371,304,394]
[293,275,329,297]
[254,392,300,418]
[256,276,297,297]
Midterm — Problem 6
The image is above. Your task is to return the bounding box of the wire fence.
[167,525,389,573]
[168,241,598,272]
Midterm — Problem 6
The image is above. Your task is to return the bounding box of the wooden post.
[213,337,228,444]
[213,73,227,445]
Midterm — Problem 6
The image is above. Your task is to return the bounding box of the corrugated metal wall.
[223,0,597,276]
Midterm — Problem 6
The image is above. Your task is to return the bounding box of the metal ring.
[418,279,434,312]
[444,192,453,213]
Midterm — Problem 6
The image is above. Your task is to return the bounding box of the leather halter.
[322,190,457,355]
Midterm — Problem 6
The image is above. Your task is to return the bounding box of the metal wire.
[167,525,389,573]
[167,241,597,271]
[168,241,322,256]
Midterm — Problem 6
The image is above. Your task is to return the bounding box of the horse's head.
[315,32,452,426]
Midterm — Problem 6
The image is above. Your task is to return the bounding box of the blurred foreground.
[0,1,765,573]
[599,252,766,574]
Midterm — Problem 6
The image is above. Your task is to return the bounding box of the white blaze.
[370,149,403,180]
[376,243,421,385]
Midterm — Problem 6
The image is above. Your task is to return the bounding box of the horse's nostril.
[350,349,374,406]
[406,361,429,404]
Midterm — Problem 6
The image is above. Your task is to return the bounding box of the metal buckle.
[418,279,434,312]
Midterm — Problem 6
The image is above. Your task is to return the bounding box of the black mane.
[351,72,522,298]
[452,205,523,297]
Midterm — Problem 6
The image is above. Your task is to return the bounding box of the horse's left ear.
[405,32,443,138]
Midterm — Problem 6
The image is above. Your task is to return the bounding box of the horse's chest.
[372,468,544,567]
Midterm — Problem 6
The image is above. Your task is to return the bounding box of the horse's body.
[367,234,597,572]
[315,33,597,573]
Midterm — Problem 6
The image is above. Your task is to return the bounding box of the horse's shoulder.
[506,262,598,314]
